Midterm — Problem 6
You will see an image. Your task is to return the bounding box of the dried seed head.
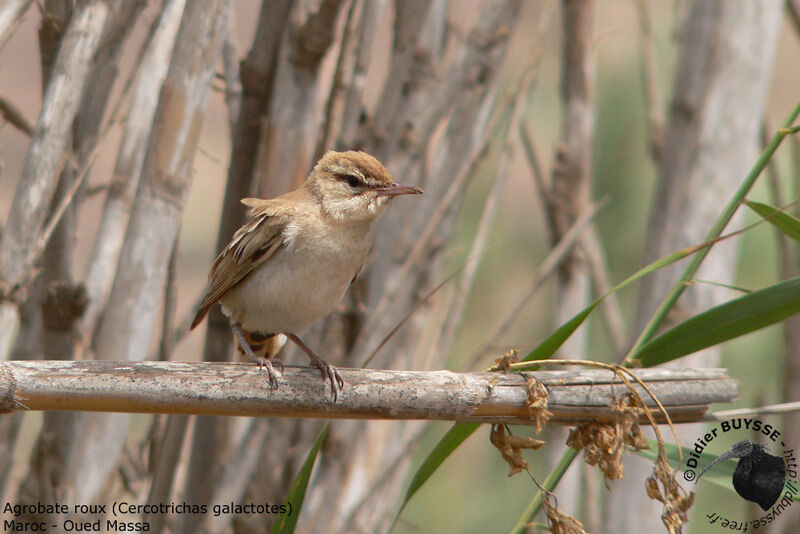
[525,376,552,432]
[566,395,650,483]
[646,450,694,533]
[490,424,545,477]
[543,497,589,534]
[494,349,519,371]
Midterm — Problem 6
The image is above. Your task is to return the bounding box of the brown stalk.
[56,0,229,507]
[79,0,188,339]
[0,0,114,360]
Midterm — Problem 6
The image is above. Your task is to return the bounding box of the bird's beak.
[374,183,424,197]
[696,450,738,483]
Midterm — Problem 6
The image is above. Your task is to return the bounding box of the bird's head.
[696,440,758,482]
[306,150,423,222]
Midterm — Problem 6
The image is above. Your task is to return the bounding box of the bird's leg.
[286,333,344,402]
[233,324,279,388]
[248,332,285,373]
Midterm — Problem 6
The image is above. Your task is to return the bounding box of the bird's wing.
[190,199,290,329]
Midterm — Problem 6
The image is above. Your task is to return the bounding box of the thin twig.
[144,290,205,363]
[471,199,606,368]
[510,1,554,204]
[158,238,179,361]
[436,145,512,354]
[581,227,627,355]
[364,61,541,334]
[362,142,492,333]
[787,0,800,40]
[361,265,467,368]
[0,0,33,51]
[519,122,549,212]
[0,94,34,136]
[634,0,664,161]
[26,151,98,271]
[437,65,541,357]
[709,401,800,420]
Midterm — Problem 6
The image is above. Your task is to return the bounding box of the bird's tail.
[235,331,286,360]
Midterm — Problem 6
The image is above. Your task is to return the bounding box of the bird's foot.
[286,333,344,402]
[255,356,280,389]
[310,356,344,403]
[233,324,280,388]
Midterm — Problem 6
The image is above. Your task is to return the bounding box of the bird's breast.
[220,221,373,334]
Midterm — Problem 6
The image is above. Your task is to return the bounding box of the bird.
[190,150,423,402]
[696,439,786,511]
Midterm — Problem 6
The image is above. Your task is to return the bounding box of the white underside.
[220,219,372,334]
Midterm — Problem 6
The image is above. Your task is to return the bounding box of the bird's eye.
[344,175,361,188]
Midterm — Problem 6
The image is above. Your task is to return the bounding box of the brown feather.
[190,200,291,329]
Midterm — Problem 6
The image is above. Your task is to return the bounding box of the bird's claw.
[233,325,281,389]
[312,359,344,402]
[285,333,344,402]
[256,357,280,389]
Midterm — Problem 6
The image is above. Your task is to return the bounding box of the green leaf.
[392,422,481,529]
[524,305,597,361]
[634,276,800,367]
[393,111,800,526]
[505,105,800,527]
[394,215,718,528]
[505,232,799,526]
[627,101,800,358]
[524,243,700,363]
[746,200,800,243]
[270,422,329,534]
[683,279,752,294]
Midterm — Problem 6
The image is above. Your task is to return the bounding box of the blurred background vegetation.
[1,0,799,532]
